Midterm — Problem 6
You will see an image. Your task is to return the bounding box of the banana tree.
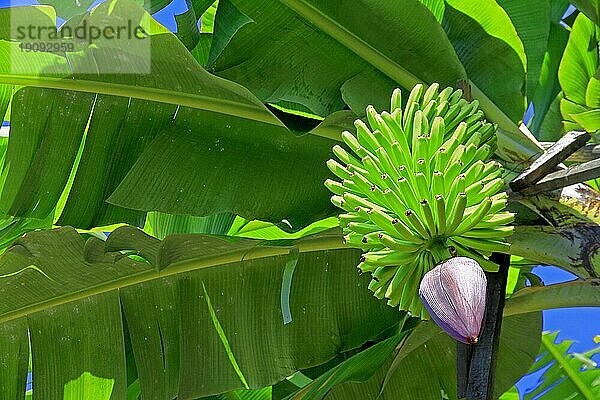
[0,0,598,399]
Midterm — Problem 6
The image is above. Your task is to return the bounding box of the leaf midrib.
[0,235,346,325]
[0,74,283,127]
[277,0,424,89]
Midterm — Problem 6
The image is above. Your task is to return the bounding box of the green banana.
[339,213,362,226]
[448,88,463,104]
[432,170,445,196]
[403,101,418,135]
[476,212,515,228]
[422,100,437,121]
[347,222,379,234]
[461,226,514,239]
[325,84,513,316]
[406,83,424,106]
[430,116,445,151]
[379,233,421,252]
[324,179,345,195]
[452,197,492,235]
[422,82,439,105]
[434,195,446,233]
[327,159,352,180]
[452,235,510,256]
[438,86,454,103]
[391,88,402,112]
[446,192,468,233]
[405,209,430,238]
[355,119,379,152]
[420,199,436,236]
[365,249,421,266]
[435,100,449,118]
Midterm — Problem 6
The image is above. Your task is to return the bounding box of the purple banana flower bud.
[419,257,487,344]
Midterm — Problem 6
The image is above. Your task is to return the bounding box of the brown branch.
[541,142,600,163]
[521,158,600,196]
[510,131,590,192]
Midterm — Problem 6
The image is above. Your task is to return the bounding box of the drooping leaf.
[212,0,466,117]
[0,226,404,398]
[105,109,340,232]
[0,2,343,232]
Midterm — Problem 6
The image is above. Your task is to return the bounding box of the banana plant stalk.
[459,252,510,400]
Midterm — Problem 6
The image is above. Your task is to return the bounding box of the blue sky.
[2,0,600,398]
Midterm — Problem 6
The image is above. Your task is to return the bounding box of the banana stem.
[458,252,510,400]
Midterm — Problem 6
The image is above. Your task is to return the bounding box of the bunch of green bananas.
[325,83,514,318]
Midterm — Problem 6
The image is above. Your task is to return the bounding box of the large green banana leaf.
[0,1,346,231]
[0,227,536,398]
[210,0,543,162]
[0,225,593,399]
[0,226,406,399]
[212,0,466,115]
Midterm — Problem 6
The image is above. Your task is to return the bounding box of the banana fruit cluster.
[325,83,514,318]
